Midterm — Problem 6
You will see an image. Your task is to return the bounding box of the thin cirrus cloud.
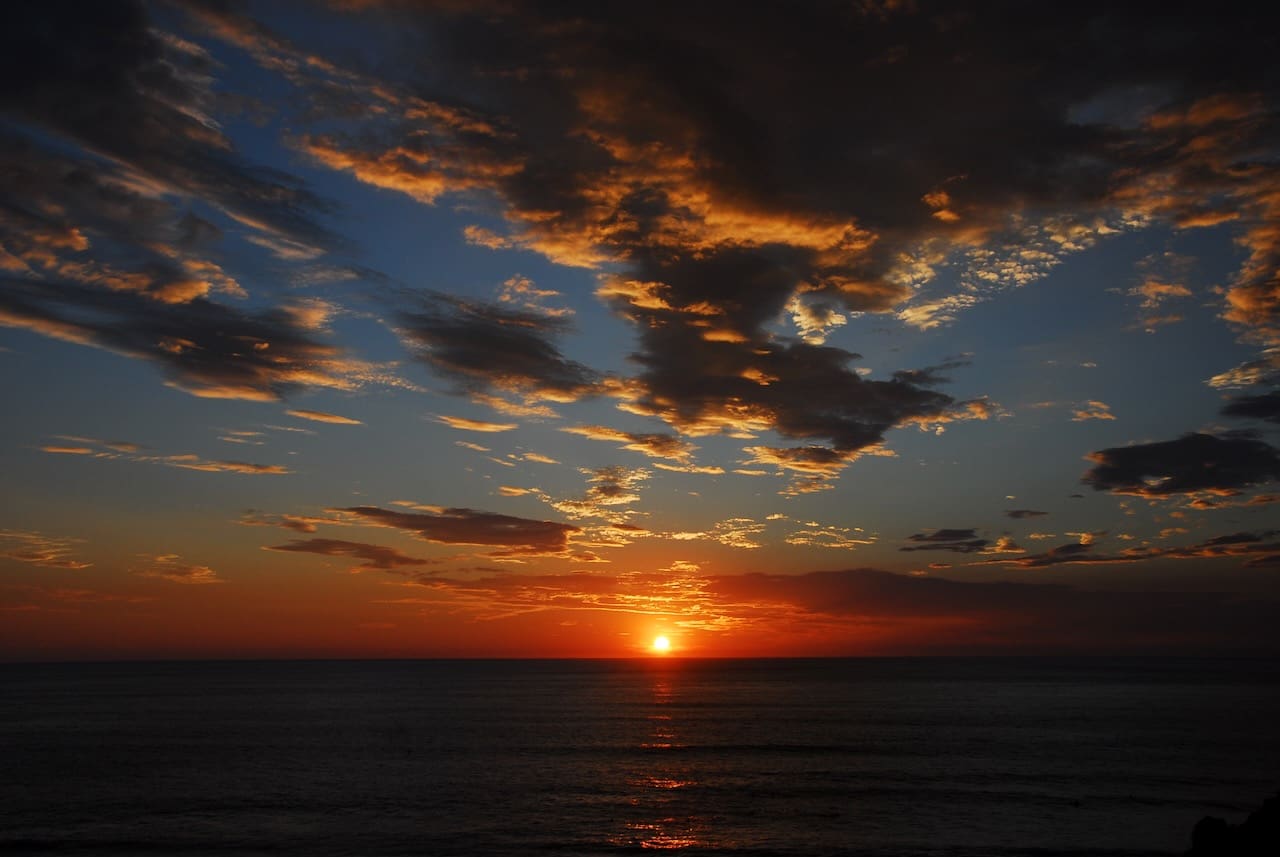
[435,415,519,433]
[0,530,91,569]
[42,436,290,475]
[133,554,222,584]
[285,409,363,426]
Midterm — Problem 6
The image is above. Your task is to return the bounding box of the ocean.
[2,658,1277,856]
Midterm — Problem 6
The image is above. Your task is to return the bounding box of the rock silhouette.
[1188,792,1280,856]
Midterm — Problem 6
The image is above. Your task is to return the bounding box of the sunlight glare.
[651,635,671,653]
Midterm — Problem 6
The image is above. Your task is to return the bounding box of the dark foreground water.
[2,658,1278,856]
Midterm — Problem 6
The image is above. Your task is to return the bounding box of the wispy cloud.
[0,530,91,569]
[133,554,222,584]
[285,409,363,425]
[43,436,290,475]
[436,415,518,433]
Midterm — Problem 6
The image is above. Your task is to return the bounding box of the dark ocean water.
[2,658,1278,856]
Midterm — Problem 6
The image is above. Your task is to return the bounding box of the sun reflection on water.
[608,669,712,851]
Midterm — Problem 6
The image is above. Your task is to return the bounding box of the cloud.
[398,296,601,404]
[264,538,437,572]
[1083,432,1280,499]
[337,505,579,556]
[741,444,895,494]
[981,530,1280,570]
[1221,391,1280,424]
[285,409,363,425]
[547,466,649,523]
[0,530,91,569]
[784,525,874,551]
[1005,510,1048,519]
[41,435,290,475]
[1,276,401,401]
[0,3,338,254]
[704,567,1280,653]
[133,554,221,584]
[561,425,696,463]
[159,0,1280,495]
[1071,400,1115,421]
[436,415,518,433]
[237,511,352,533]
[900,529,990,554]
[670,518,766,550]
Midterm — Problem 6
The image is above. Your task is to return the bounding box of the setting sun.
[651,635,671,653]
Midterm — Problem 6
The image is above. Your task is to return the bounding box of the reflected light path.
[610,668,714,850]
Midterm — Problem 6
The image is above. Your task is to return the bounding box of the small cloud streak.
[265,538,437,572]
[133,554,222,584]
[285,409,363,425]
[0,530,91,569]
[436,415,518,433]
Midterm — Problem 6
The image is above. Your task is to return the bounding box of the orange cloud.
[285,408,363,425]
[436,415,519,432]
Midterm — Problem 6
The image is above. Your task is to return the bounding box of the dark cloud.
[1083,432,1280,499]
[901,529,989,554]
[1006,509,1048,519]
[0,1,338,254]
[996,542,1100,569]
[0,276,381,400]
[705,568,1280,653]
[164,0,1280,485]
[981,531,1280,570]
[1221,391,1280,424]
[398,296,601,404]
[265,538,437,571]
[337,505,579,556]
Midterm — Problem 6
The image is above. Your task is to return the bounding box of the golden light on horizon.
[651,635,671,653]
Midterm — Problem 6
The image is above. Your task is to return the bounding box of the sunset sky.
[3,0,1280,659]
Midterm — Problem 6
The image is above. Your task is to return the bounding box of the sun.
[651,635,671,653]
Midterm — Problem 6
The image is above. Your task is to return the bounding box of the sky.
[2,0,1280,660]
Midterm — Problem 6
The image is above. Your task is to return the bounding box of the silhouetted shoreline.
[1188,792,1279,856]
